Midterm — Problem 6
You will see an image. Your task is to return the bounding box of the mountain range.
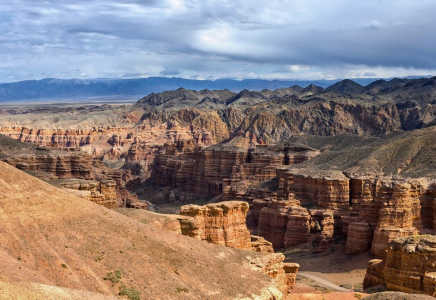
[0,76,431,102]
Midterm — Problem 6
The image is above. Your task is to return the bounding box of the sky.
[1,0,436,82]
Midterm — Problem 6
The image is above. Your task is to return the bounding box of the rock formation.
[312,210,335,253]
[56,179,118,209]
[179,201,254,250]
[258,201,311,249]
[363,236,436,296]
[254,168,436,255]
[176,200,300,293]
[150,143,319,202]
[248,253,300,295]
[4,152,93,179]
[345,220,373,255]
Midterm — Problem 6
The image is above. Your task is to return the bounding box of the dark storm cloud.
[1,0,436,81]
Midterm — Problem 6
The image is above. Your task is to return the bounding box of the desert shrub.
[119,283,141,300]
[104,269,122,285]
[175,287,189,293]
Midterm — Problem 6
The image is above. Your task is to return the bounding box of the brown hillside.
[0,161,283,300]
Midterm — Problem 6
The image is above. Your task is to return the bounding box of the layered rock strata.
[4,153,93,179]
[151,144,318,202]
[258,201,311,249]
[312,210,335,253]
[124,122,216,181]
[179,201,253,250]
[56,179,118,209]
[363,236,436,296]
[248,253,300,295]
[179,201,276,253]
[2,145,145,209]
[255,168,436,254]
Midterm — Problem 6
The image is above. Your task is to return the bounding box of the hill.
[0,161,285,299]
[287,126,436,177]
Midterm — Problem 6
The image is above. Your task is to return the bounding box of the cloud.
[364,20,384,30]
[363,71,377,77]
[160,67,182,76]
[0,0,436,82]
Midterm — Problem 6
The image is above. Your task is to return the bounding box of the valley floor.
[284,240,373,299]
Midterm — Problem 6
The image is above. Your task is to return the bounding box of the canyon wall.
[179,201,252,249]
[2,148,145,209]
[178,200,298,294]
[363,236,436,296]
[149,144,319,202]
[4,153,94,179]
[253,167,436,255]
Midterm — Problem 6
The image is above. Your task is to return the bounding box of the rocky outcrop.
[250,235,274,253]
[255,169,436,255]
[363,236,436,296]
[57,179,118,209]
[312,210,335,253]
[276,168,350,209]
[179,201,253,250]
[370,182,422,257]
[345,220,373,254]
[346,179,428,257]
[179,201,276,253]
[4,153,93,179]
[0,140,145,209]
[0,126,97,147]
[247,253,300,295]
[258,201,311,249]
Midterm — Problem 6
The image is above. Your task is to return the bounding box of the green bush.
[119,283,141,300]
[175,287,189,293]
[103,269,122,285]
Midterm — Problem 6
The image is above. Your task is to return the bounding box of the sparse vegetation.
[175,287,189,293]
[410,234,431,240]
[119,283,141,300]
[104,269,122,285]
[61,263,67,269]
[340,284,352,289]
[354,293,362,299]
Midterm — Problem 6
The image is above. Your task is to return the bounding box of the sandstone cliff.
[179,201,253,250]
[254,168,436,256]
[178,200,299,294]
[363,236,436,296]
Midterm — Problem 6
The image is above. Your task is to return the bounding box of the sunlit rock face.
[364,236,436,296]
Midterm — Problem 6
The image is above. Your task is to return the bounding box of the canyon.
[2,77,436,298]
[0,160,297,300]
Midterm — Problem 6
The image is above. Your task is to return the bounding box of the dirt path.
[298,272,352,292]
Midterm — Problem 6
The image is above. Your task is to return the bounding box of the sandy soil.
[283,238,371,289]
[283,237,373,299]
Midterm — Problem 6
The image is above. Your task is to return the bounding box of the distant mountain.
[301,84,325,94]
[325,79,364,95]
[0,76,432,102]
